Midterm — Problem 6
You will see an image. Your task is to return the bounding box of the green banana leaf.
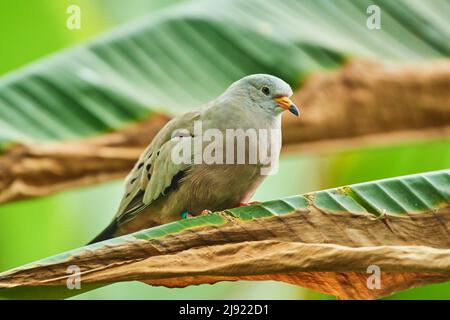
[1,0,449,147]
[0,169,448,299]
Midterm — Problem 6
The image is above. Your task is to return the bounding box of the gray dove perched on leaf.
[89,74,299,244]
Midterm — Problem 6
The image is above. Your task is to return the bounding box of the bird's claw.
[181,210,211,219]
[181,212,193,219]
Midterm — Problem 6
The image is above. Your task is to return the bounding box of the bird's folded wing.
[143,136,195,204]
[114,110,200,224]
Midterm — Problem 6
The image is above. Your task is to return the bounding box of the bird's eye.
[261,86,270,95]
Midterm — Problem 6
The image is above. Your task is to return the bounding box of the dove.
[88,74,299,244]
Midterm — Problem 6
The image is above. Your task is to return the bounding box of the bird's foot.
[181,210,211,219]
[181,211,193,219]
[238,201,262,207]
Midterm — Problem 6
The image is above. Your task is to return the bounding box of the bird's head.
[226,74,299,117]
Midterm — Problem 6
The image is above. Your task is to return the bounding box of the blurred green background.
[0,0,449,299]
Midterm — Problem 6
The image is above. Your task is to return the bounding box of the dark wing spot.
[156,151,160,156]
[126,192,131,198]
[163,170,186,194]
[130,177,137,184]
[147,173,151,180]
[137,162,144,169]
[146,164,151,171]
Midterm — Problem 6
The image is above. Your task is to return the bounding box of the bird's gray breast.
[179,126,281,213]
[180,163,265,213]
[173,104,282,213]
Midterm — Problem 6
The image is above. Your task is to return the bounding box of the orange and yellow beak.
[275,96,299,116]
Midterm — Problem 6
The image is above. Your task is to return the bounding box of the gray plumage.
[89,74,298,244]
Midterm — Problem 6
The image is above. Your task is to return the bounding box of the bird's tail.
[86,221,118,245]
